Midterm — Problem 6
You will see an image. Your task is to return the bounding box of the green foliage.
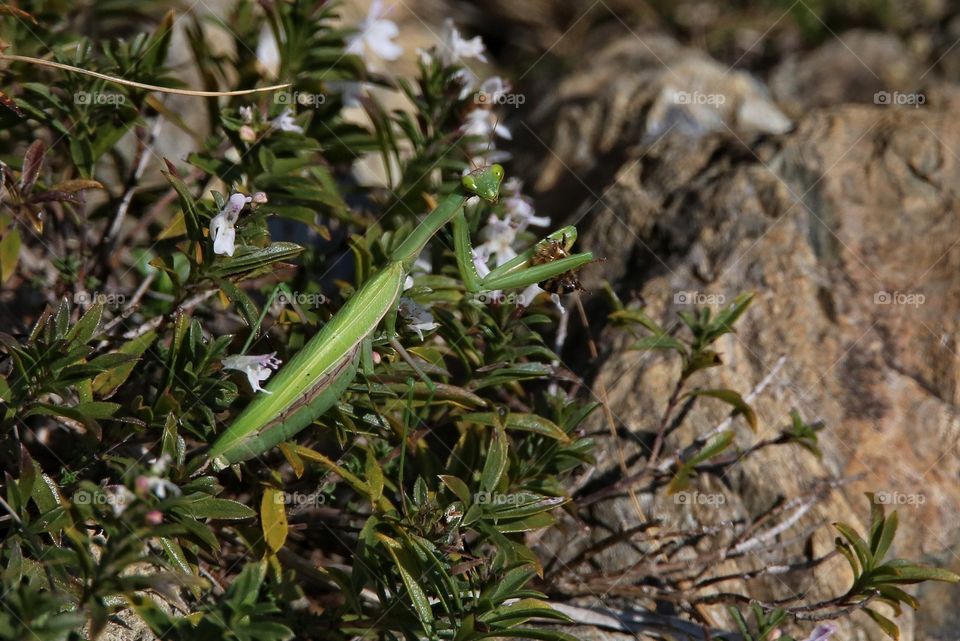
[726,605,795,641]
[833,494,960,639]
[0,1,595,638]
[0,3,953,641]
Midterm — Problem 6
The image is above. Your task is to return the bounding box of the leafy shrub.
[0,2,954,641]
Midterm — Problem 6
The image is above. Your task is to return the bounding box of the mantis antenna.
[0,53,290,97]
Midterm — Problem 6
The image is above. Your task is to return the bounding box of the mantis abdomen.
[209,262,405,469]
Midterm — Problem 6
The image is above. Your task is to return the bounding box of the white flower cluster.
[208,191,268,257]
[256,1,404,113]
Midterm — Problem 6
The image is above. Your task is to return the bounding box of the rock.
[517,32,791,200]
[515,30,960,641]
[769,30,925,118]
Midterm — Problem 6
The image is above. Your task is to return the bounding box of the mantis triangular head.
[461,164,504,203]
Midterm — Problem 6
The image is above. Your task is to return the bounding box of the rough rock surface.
[769,30,926,117]
[513,27,960,641]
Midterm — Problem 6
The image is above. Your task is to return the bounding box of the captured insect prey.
[531,235,587,294]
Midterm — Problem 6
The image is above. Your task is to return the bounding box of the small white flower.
[146,477,181,500]
[149,454,172,476]
[504,194,550,229]
[222,352,282,394]
[462,108,511,141]
[256,24,281,80]
[477,76,510,103]
[478,214,518,266]
[802,624,837,641]
[346,0,403,65]
[398,297,438,341]
[501,177,523,197]
[271,107,303,134]
[472,249,503,303]
[104,485,135,517]
[472,249,491,279]
[518,283,564,312]
[452,68,480,100]
[209,193,250,257]
[239,105,255,123]
[441,19,487,65]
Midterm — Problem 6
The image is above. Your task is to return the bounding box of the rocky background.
[384,1,960,640]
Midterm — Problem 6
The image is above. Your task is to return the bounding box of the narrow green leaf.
[864,607,900,640]
[461,412,570,442]
[687,388,757,431]
[175,496,256,520]
[385,546,433,626]
[0,227,21,283]
[66,302,103,344]
[439,475,471,504]
[480,426,509,493]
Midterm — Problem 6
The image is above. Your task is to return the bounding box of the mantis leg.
[452,211,484,293]
[480,252,594,291]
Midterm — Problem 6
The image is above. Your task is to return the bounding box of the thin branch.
[0,54,290,96]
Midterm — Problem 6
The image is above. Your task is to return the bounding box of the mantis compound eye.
[461,174,478,192]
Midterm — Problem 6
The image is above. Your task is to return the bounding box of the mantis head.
[461,164,504,203]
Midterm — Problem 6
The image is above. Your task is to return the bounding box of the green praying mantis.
[207,164,594,469]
